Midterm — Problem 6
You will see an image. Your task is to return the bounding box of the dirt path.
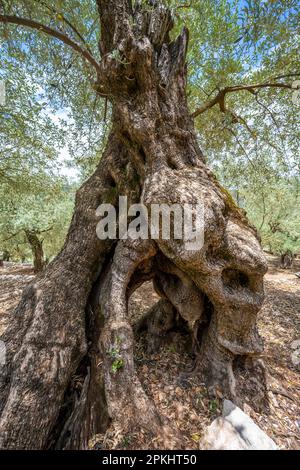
[0,257,299,450]
[0,263,34,335]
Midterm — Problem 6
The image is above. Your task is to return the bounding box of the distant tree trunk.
[0,1,267,449]
[280,250,294,269]
[25,230,45,273]
[0,250,10,267]
[2,250,10,261]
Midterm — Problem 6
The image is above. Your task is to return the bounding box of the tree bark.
[0,1,267,449]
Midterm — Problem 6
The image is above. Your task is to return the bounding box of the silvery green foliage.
[0,0,299,258]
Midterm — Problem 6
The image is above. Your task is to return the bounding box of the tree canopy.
[0,0,299,259]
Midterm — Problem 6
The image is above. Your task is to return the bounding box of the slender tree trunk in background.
[25,230,45,273]
[2,250,10,262]
[0,250,10,266]
[0,1,267,449]
[280,250,294,269]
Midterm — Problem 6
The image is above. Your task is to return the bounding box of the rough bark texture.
[0,0,267,449]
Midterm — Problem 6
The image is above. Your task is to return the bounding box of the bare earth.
[0,255,299,450]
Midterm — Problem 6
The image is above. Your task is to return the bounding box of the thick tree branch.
[0,14,101,74]
[192,81,296,118]
[35,0,94,57]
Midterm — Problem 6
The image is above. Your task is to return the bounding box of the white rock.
[200,399,277,450]
[291,349,300,366]
[201,417,248,450]
[291,339,300,350]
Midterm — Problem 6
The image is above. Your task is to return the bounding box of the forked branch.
[192,78,299,118]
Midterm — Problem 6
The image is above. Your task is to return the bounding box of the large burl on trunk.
[0,1,267,449]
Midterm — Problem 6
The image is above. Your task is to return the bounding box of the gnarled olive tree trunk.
[0,0,267,449]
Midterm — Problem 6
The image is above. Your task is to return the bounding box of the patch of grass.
[209,399,218,414]
[111,358,124,374]
[168,344,177,353]
[109,337,124,374]
[120,434,132,449]
[191,433,201,443]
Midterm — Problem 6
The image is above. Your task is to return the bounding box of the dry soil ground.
[0,255,299,450]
